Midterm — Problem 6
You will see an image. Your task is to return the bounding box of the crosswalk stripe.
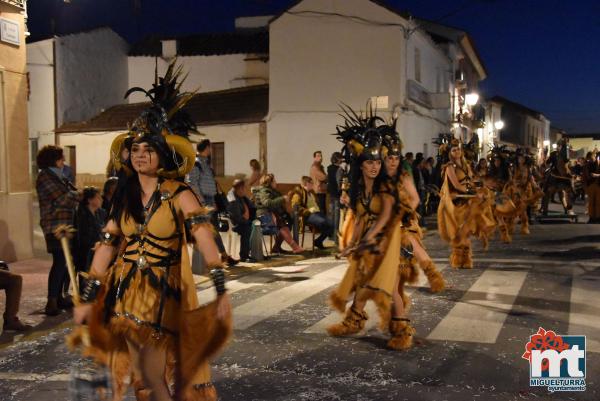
[304,263,449,334]
[568,271,600,353]
[427,269,529,343]
[233,264,347,330]
[196,273,274,304]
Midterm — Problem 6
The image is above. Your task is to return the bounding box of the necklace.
[136,182,161,268]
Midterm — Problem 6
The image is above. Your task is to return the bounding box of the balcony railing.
[1,0,26,10]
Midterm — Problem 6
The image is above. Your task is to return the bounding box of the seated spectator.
[227,179,256,262]
[247,159,263,192]
[253,174,303,254]
[74,187,107,272]
[290,176,333,249]
[0,263,32,332]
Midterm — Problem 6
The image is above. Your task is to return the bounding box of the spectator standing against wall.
[327,152,343,244]
[227,179,256,262]
[188,139,239,266]
[35,145,80,316]
[310,151,328,215]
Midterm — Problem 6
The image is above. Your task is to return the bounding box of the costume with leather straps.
[67,62,231,401]
[328,105,412,350]
[437,138,495,269]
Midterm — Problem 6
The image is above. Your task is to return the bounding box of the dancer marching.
[508,148,543,235]
[70,63,232,401]
[381,132,445,294]
[437,137,495,269]
[328,108,414,350]
[484,145,518,243]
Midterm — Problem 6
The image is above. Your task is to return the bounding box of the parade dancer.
[70,62,232,401]
[381,133,445,294]
[484,145,517,243]
[328,107,414,350]
[437,137,495,269]
[507,148,543,235]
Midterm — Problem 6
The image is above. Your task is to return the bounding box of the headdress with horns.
[110,60,197,179]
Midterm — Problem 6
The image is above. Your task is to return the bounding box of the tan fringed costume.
[394,176,445,294]
[507,164,543,235]
[329,184,402,329]
[438,161,496,269]
[68,180,231,401]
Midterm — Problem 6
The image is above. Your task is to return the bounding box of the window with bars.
[211,142,225,177]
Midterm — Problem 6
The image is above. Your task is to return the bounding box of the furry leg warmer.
[387,317,415,351]
[460,246,473,269]
[182,383,218,401]
[499,225,512,243]
[450,247,462,269]
[133,380,151,401]
[326,306,368,337]
[419,260,445,293]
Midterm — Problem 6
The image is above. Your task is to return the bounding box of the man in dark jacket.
[227,179,256,261]
[327,152,343,244]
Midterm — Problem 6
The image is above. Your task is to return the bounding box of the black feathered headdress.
[110,60,197,179]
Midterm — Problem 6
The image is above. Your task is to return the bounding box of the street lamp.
[552,143,557,150]
[494,120,505,130]
[543,140,550,148]
[465,93,479,107]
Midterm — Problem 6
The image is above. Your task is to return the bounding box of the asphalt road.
[1,207,599,401]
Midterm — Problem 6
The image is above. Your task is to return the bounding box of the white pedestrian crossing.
[427,269,529,343]
[233,264,348,330]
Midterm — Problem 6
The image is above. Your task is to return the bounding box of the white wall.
[27,39,55,140]
[57,124,260,178]
[196,123,261,177]
[398,112,447,158]
[58,131,124,175]
[127,55,269,103]
[55,28,129,125]
[406,30,452,125]
[268,0,408,183]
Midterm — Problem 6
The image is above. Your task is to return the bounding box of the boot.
[326,307,368,336]
[520,218,530,235]
[461,247,473,269]
[182,383,217,401]
[419,260,445,293]
[133,379,151,401]
[499,225,511,243]
[387,317,415,350]
[57,294,74,309]
[449,247,462,269]
[2,315,32,332]
[45,297,61,316]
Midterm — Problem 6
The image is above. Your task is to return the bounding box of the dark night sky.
[28,0,600,133]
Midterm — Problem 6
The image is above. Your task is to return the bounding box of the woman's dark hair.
[260,173,275,188]
[80,186,100,207]
[330,152,343,165]
[36,145,63,169]
[109,140,165,226]
[349,158,384,211]
[489,156,510,181]
[102,177,119,198]
[197,139,211,152]
[250,159,261,171]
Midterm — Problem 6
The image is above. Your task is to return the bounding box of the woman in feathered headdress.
[485,145,518,243]
[437,136,495,268]
[70,61,232,401]
[506,148,543,235]
[381,130,446,296]
[327,106,414,350]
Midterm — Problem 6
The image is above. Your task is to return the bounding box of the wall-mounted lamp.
[465,93,479,107]
[543,140,550,147]
[494,120,505,130]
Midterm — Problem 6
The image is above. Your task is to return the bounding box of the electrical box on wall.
[370,96,389,110]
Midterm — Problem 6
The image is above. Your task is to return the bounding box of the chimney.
[161,40,177,59]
